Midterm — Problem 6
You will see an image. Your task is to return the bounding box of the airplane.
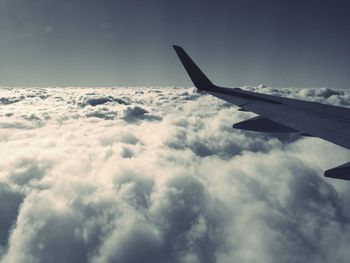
[173,45,350,181]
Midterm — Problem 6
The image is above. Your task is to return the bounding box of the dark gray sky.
[0,0,349,88]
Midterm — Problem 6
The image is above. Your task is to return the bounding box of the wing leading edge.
[173,45,350,180]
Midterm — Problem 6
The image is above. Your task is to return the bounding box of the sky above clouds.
[1,86,350,262]
[0,0,350,87]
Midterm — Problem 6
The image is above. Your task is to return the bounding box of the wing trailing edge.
[233,116,299,133]
[325,162,350,181]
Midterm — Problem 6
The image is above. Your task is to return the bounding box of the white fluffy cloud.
[1,86,350,263]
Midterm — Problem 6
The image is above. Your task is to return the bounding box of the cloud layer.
[1,86,350,263]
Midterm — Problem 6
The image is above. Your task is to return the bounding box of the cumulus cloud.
[0,86,350,263]
[122,106,162,123]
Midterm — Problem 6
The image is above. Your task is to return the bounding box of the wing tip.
[172,45,214,90]
[172,45,182,50]
[172,45,184,55]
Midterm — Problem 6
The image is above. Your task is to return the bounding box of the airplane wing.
[173,45,350,180]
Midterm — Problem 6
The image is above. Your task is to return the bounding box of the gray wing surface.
[173,45,350,180]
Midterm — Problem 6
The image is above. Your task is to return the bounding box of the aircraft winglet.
[173,45,214,90]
